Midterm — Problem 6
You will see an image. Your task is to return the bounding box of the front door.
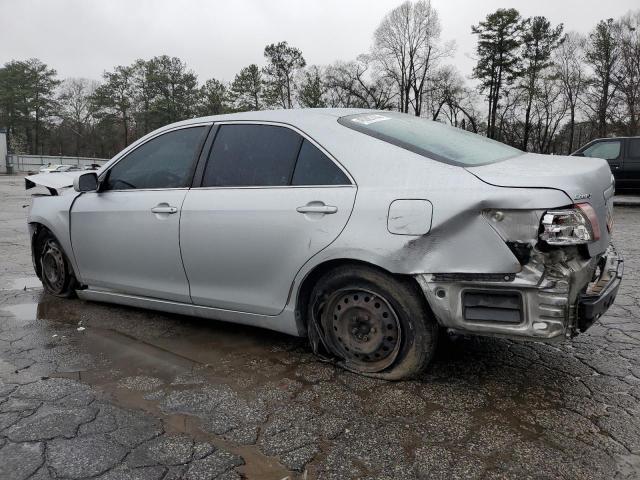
[70,125,208,302]
[180,123,357,315]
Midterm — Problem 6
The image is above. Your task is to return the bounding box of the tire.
[35,230,77,298]
[308,264,438,380]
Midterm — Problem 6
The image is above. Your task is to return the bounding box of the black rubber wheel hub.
[323,288,401,373]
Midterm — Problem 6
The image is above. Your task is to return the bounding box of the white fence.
[3,154,110,174]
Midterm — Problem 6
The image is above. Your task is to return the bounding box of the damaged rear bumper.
[416,244,622,341]
[577,249,623,332]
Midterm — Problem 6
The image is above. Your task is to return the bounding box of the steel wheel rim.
[41,239,66,293]
[323,288,402,373]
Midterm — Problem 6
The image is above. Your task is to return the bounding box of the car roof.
[588,136,640,141]
[106,108,466,189]
[170,108,373,130]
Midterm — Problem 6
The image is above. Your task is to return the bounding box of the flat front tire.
[309,265,438,380]
[36,231,77,298]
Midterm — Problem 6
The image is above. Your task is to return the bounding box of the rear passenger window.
[292,140,350,186]
[202,124,301,187]
[629,139,640,159]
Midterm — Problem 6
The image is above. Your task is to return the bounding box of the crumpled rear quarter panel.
[303,156,572,276]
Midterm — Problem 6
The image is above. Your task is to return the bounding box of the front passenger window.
[105,127,206,190]
[582,141,621,161]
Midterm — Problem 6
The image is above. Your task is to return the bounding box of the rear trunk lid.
[467,152,615,255]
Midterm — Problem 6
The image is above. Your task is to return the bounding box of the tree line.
[0,1,638,159]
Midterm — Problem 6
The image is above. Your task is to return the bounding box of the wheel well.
[30,223,74,280]
[30,223,49,279]
[294,259,430,336]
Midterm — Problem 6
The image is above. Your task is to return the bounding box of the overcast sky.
[1,0,638,84]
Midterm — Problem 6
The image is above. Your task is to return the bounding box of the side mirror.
[74,172,99,192]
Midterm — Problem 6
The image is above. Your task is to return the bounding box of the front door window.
[105,126,206,190]
[582,141,621,161]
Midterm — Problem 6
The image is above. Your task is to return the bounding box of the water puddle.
[56,326,294,479]
[1,292,306,478]
[2,276,42,291]
[1,298,80,326]
[2,302,38,319]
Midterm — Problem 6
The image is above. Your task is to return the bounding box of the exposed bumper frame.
[416,244,622,341]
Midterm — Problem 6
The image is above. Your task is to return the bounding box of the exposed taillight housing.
[540,203,600,245]
[576,203,601,240]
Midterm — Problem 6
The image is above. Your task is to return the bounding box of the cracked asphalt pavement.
[1,175,640,479]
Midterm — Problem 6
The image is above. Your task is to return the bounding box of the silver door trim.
[77,288,300,336]
[190,184,356,191]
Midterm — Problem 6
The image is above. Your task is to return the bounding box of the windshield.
[338,112,522,166]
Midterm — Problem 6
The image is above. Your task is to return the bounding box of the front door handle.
[151,204,178,214]
[296,203,338,214]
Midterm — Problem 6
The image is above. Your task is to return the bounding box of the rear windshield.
[338,112,521,166]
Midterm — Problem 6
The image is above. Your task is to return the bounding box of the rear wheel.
[308,265,438,380]
[36,230,77,298]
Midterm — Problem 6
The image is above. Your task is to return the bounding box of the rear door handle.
[151,204,178,214]
[296,204,338,214]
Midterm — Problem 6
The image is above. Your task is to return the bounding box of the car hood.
[25,171,84,195]
[466,153,614,206]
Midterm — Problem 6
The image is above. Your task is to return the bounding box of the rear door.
[180,122,356,315]
[71,125,208,302]
[622,138,640,188]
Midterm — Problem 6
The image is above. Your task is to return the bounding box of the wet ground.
[1,175,640,479]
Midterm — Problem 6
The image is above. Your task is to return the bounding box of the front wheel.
[36,231,77,298]
[308,265,438,380]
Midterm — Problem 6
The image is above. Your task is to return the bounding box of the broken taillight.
[540,203,600,245]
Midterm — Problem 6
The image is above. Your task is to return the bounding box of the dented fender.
[27,187,83,284]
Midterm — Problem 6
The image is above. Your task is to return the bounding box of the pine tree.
[472,9,522,139]
[297,66,326,108]
[519,16,564,150]
[229,64,263,111]
[262,41,306,109]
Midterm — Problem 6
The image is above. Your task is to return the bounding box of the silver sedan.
[25,109,622,379]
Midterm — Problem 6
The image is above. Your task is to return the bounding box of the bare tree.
[495,88,526,146]
[325,57,396,109]
[554,32,587,153]
[613,11,640,135]
[373,0,451,115]
[58,78,98,155]
[423,66,479,131]
[531,73,568,153]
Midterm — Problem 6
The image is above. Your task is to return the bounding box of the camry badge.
[574,193,591,200]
